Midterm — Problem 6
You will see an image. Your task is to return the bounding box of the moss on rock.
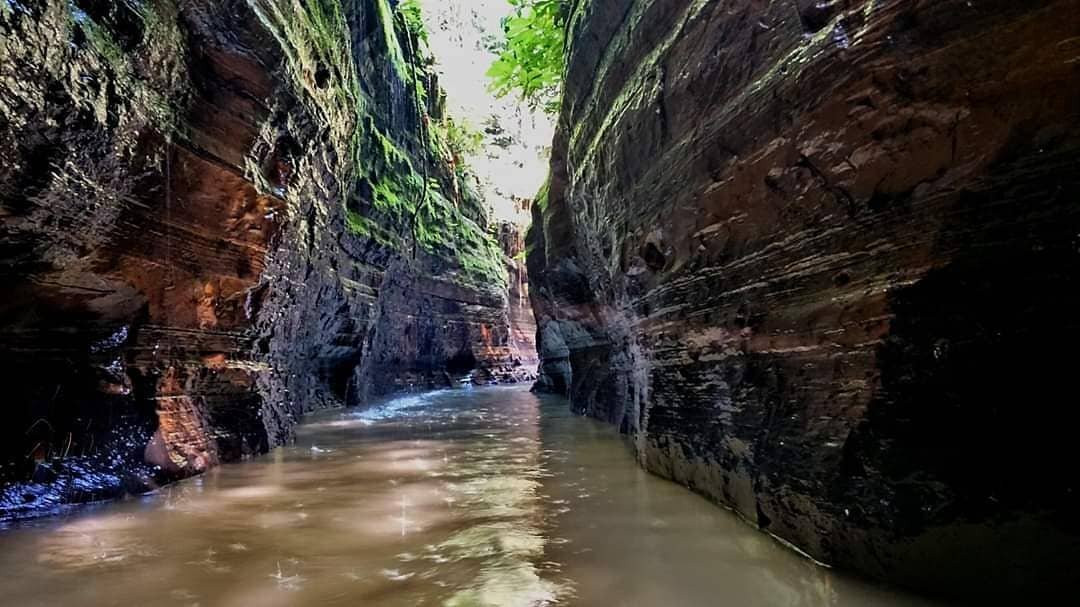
[249,0,506,290]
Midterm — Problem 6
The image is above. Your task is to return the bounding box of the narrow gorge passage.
[0,386,943,607]
[2,0,1079,605]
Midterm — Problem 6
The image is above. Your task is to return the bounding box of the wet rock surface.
[528,0,1080,601]
[0,0,534,519]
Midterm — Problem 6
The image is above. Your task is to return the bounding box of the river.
[0,385,946,606]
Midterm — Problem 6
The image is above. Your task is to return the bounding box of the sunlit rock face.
[0,0,527,518]
[527,0,1080,601]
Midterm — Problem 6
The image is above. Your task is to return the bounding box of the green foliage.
[252,0,507,289]
[441,117,484,165]
[398,0,428,44]
[486,0,567,114]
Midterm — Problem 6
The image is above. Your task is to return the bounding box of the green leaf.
[485,0,567,113]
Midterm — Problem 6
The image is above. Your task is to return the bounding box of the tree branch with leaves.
[486,0,568,114]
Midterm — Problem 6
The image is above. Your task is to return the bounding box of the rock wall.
[0,0,530,519]
[500,215,540,373]
[528,0,1080,601]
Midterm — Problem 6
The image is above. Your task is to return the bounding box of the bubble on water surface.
[269,562,304,591]
[381,568,415,581]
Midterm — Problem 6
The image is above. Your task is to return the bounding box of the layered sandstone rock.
[0,0,532,518]
[528,0,1080,601]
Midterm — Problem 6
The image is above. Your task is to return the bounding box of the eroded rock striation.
[0,0,533,518]
[528,0,1080,601]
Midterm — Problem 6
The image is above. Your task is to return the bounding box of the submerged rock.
[528,0,1080,602]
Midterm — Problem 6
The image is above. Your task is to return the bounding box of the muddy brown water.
[0,386,947,606]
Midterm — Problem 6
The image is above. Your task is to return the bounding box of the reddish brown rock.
[528,0,1080,601]
[0,0,532,518]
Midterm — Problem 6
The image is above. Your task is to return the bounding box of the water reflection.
[532,392,947,607]
[0,386,945,606]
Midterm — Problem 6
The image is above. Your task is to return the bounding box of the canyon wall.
[0,0,532,519]
[528,0,1080,601]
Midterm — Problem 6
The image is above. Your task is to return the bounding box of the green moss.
[252,0,507,290]
[251,0,367,194]
[63,1,185,137]
[346,209,401,248]
[534,178,550,212]
[82,20,126,68]
[136,2,186,129]
[416,193,507,287]
[375,0,410,81]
